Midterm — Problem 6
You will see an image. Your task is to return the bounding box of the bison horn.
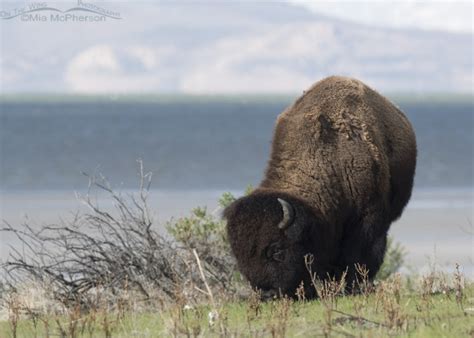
[277,198,294,229]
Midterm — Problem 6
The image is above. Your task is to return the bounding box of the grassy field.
[1,186,472,337]
[1,273,472,338]
[1,188,473,337]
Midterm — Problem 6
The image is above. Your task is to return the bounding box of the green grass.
[1,190,471,337]
[1,279,472,337]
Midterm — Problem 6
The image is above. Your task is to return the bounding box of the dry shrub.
[0,161,244,316]
[267,297,292,338]
[376,274,408,332]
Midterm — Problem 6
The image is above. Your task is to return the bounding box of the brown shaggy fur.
[224,76,417,298]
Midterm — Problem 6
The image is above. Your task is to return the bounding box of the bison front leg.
[336,229,388,293]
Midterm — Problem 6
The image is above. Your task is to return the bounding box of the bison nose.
[261,289,278,300]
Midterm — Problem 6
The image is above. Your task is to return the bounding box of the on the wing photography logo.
[0,0,121,22]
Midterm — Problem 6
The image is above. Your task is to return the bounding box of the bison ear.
[277,198,294,229]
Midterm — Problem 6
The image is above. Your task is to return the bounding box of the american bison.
[224,76,417,299]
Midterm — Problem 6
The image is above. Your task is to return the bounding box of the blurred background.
[0,1,472,274]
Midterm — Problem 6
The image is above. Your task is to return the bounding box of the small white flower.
[183,304,193,310]
[208,310,219,326]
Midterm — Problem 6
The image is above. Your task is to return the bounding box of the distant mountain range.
[1,2,472,94]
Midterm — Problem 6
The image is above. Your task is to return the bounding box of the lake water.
[0,97,473,275]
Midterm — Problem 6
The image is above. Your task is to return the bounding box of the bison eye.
[272,250,286,262]
[266,244,286,262]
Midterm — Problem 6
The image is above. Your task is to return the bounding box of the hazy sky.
[292,0,473,33]
[12,0,469,32]
[0,1,472,94]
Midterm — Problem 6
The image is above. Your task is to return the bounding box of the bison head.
[224,190,329,299]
